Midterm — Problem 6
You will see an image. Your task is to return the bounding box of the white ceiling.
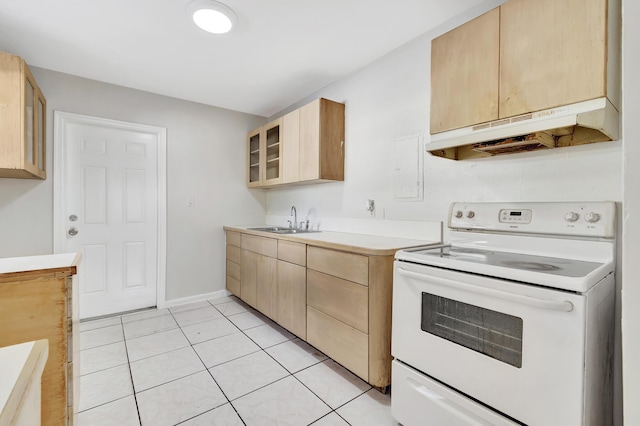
[0,0,484,117]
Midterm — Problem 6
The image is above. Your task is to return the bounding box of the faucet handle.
[287,220,292,229]
[305,220,310,230]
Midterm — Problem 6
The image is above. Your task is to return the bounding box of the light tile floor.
[77,295,400,426]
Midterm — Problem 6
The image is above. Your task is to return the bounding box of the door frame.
[53,111,168,309]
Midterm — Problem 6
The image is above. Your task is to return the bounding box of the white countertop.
[224,226,440,255]
[0,252,80,275]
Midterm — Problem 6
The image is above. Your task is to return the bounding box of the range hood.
[427,97,619,160]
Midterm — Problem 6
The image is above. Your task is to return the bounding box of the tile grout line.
[119,315,144,426]
[169,301,248,426]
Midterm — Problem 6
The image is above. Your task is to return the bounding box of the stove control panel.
[448,202,616,238]
[499,209,532,224]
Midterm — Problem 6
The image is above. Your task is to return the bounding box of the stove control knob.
[467,211,475,219]
[454,210,463,218]
[565,212,579,222]
[585,212,601,223]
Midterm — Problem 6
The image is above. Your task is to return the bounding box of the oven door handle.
[397,267,574,312]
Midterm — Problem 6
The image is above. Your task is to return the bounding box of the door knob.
[68,227,79,236]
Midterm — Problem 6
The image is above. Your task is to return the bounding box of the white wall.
[0,68,266,301]
[266,4,623,232]
[266,3,626,424]
[622,0,640,423]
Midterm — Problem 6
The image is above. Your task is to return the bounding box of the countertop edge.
[0,252,81,276]
[224,226,440,256]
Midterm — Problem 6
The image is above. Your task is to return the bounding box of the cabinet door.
[263,118,283,186]
[499,0,607,118]
[299,99,321,181]
[256,255,277,318]
[247,127,263,187]
[430,8,500,134]
[35,88,46,176]
[276,260,306,339]
[240,250,258,307]
[281,109,300,184]
[23,67,39,176]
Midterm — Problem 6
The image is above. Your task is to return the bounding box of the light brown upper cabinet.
[430,9,500,134]
[0,52,46,179]
[430,0,619,134]
[499,0,614,118]
[246,98,345,188]
[298,98,345,183]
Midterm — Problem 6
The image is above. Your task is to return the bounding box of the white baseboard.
[164,289,232,308]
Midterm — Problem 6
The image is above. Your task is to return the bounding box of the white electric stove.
[392,201,616,426]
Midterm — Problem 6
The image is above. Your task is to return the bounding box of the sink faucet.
[290,206,297,229]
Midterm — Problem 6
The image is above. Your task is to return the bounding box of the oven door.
[392,260,587,426]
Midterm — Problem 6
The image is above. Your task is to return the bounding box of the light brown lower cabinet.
[256,255,277,318]
[225,231,241,297]
[307,306,369,380]
[240,250,258,308]
[0,255,80,426]
[224,230,396,388]
[276,260,307,339]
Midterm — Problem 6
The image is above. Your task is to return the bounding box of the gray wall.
[0,68,266,301]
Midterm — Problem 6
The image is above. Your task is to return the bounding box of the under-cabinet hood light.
[188,0,237,34]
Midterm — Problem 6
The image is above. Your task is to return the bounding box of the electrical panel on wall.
[392,133,424,201]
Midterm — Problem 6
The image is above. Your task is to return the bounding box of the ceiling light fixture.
[188,0,237,34]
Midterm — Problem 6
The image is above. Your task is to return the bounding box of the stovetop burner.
[501,261,561,272]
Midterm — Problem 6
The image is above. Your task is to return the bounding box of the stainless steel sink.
[247,227,320,234]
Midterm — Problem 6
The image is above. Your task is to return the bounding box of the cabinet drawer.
[226,245,241,264]
[307,306,368,381]
[307,246,368,286]
[226,260,240,280]
[307,270,368,333]
[242,234,278,257]
[278,240,306,266]
[226,275,241,298]
[226,231,241,247]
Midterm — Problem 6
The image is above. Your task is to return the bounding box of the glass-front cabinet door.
[23,64,46,179]
[36,90,46,174]
[25,73,35,171]
[247,127,263,187]
[263,118,282,186]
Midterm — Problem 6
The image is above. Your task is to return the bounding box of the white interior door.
[54,112,167,319]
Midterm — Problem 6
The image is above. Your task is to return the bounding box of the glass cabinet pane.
[249,133,261,183]
[265,125,280,181]
[25,79,34,165]
[421,292,523,368]
[37,97,44,170]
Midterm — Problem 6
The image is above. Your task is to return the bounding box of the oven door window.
[421,293,523,368]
